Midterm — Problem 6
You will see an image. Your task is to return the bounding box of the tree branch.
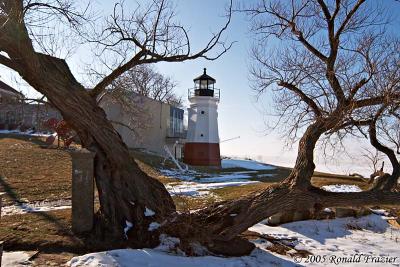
[315,1,346,104]
[89,0,233,98]
[278,81,322,117]
[288,21,328,62]
[317,0,331,20]
[353,94,399,109]
[368,105,400,190]
[335,0,366,38]
[0,54,18,70]
[90,50,145,97]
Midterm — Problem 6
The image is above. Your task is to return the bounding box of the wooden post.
[70,149,95,233]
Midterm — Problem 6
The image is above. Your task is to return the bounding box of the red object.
[184,143,221,166]
[64,137,74,147]
[45,135,56,145]
[44,118,59,129]
[44,118,74,148]
[56,121,70,136]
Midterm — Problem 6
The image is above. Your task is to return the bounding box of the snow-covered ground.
[161,169,260,197]
[166,180,258,197]
[67,214,400,267]
[1,199,71,216]
[221,159,276,170]
[1,251,32,266]
[159,158,278,197]
[322,184,362,193]
[0,129,53,137]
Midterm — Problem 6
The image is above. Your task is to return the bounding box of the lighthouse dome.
[193,68,217,97]
[193,68,216,84]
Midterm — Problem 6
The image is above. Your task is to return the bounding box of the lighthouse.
[184,68,221,167]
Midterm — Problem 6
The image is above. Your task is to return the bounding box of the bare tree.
[111,64,182,106]
[361,148,383,178]
[1,0,400,256]
[244,0,400,188]
[163,0,400,255]
[97,64,181,142]
[0,0,233,248]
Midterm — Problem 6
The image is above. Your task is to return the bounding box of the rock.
[335,208,356,218]
[267,213,284,226]
[208,237,255,256]
[267,210,312,226]
[314,208,335,220]
[334,207,371,218]
[267,212,293,226]
[355,207,372,217]
[293,210,312,221]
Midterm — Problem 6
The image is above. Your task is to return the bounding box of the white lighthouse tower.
[184,68,221,167]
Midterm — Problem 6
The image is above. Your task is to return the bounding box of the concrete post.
[0,192,4,220]
[0,192,4,267]
[0,240,3,267]
[70,149,95,233]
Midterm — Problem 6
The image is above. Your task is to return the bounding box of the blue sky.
[1,0,399,175]
[155,0,400,175]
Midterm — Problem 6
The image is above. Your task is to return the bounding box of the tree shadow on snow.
[279,215,390,245]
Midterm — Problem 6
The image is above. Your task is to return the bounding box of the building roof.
[0,80,24,97]
[193,68,216,83]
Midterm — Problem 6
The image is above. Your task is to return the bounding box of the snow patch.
[250,214,400,264]
[123,221,133,238]
[1,251,31,266]
[321,184,362,193]
[0,129,53,137]
[68,214,400,267]
[148,222,161,231]
[221,159,276,170]
[156,234,181,252]
[159,169,200,181]
[199,173,253,182]
[1,199,71,216]
[166,180,258,197]
[161,169,260,197]
[144,207,155,217]
[68,251,119,267]
[370,209,390,216]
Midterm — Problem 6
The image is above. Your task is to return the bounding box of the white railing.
[188,88,220,100]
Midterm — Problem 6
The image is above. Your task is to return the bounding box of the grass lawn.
[0,134,72,205]
[0,133,377,265]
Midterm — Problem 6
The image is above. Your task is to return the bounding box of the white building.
[99,92,186,159]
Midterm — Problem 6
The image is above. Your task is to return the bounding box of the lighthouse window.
[201,111,205,114]
[200,80,208,89]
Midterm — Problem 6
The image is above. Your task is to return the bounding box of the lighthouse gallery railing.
[187,88,220,100]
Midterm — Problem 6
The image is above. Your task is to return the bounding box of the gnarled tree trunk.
[283,120,327,189]
[369,111,400,191]
[7,49,175,245]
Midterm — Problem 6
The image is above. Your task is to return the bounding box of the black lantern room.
[194,68,216,97]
